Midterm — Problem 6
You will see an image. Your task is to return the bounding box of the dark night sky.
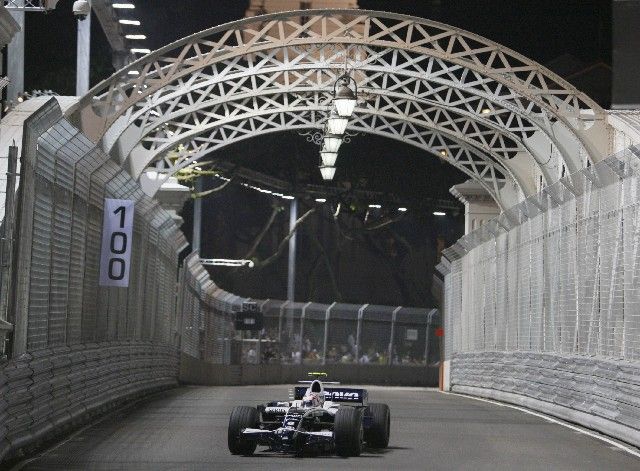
[25,1,611,94]
[19,1,613,305]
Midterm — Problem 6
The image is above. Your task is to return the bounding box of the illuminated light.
[127,70,140,75]
[368,204,381,209]
[113,3,135,8]
[125,34,146,40]
[398,207,407,212]
[119,19,140,25]
[439,150,447,157]
[130,48,151,54]
[322,134,342,153]
[325,113,348,135]
[481,108,491,115]
[282,195,295,200]
[433,211,446,216]
[319,166,336,181]
[315,198,327,203]
[320,151,338,167]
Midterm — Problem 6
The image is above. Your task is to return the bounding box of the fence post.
[0,144,18,356]
[322,302,336,365]
[355,304,367,363]
[425,308,438,365]
[278,300,288,341]
[299,301,311,364]
[257,299,270,364]
[388,306,401,365]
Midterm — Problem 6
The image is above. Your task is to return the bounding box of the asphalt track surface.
[14,385,640,471]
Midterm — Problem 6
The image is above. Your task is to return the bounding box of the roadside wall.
[441,145,640,448]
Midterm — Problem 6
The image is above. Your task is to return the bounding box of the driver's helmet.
[302,392,323,408]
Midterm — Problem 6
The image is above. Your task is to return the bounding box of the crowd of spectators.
[240,327,434,365]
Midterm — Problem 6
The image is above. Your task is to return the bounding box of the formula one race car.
[227,373,390,457]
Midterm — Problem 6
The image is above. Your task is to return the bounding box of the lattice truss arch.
[67,9,610,207]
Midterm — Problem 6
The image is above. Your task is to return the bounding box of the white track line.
[444,391,640,459]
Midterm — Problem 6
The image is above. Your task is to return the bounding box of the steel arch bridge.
[66,9,611,209]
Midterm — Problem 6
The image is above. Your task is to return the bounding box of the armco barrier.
[0,342,177,461]
[179,353,439,387]
[450,352,640,448]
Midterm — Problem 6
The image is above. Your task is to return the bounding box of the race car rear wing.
[293,386,368,405]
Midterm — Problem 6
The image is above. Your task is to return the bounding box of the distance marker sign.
[99,199,134,287]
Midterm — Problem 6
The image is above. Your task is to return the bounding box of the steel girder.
[67,9,609,207]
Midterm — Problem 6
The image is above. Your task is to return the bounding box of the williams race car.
[227,373,390,457]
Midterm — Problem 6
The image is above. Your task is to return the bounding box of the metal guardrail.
[0,342,178,462]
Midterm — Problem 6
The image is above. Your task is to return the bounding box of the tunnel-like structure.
[1,9,639,464]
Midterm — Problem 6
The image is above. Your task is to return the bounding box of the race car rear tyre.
[334,407,364,457]
[364,403,390,448]
[228,406,260,455]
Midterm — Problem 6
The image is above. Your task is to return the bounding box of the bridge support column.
[450,180,501,234]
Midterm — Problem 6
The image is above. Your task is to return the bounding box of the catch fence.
[178,253,440,368]
[0,99,185,463]
[439,145,640,447]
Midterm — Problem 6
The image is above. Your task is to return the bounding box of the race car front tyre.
[364,403,390,448]
[334,407,364,457]
[228,406,260,455]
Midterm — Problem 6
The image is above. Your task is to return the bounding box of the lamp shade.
[326,115,348,135]
[322,134,342,153]
[320,151,338,166]
[319,166,336,180]
[333,97,357,118]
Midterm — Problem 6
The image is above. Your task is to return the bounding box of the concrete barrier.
[179,354,438,387]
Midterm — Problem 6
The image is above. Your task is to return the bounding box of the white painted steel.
[66,9,610,208]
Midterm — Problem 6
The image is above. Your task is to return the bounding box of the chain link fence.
[439,145,640,447]
[6,99,187,353]
[442,145,640,361]
[178,253,440,368]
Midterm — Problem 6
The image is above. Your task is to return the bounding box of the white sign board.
[406,328,418,341]
[99,199,134,287]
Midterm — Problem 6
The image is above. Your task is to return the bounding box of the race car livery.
[227,373,391,457]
